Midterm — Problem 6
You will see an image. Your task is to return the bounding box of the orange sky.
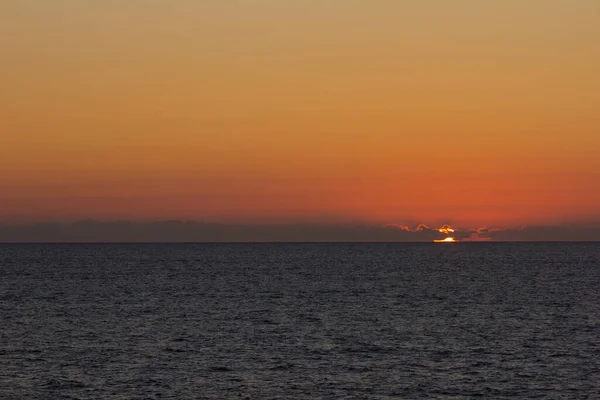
[2,1,599,227]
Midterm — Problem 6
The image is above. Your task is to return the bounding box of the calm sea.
[1,243,599,399]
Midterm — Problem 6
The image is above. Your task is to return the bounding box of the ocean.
[1,243,599,399]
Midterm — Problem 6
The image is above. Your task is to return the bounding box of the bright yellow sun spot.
[434,237,458,243]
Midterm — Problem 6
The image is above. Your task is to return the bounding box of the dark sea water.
[1,243,600,399]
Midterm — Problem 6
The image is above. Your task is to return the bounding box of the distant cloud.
[488,226,600,242]
[461,232,493,242]
[459,227,500,241]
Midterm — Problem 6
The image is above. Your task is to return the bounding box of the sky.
[2,1,600,235]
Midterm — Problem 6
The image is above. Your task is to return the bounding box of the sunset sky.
[2,1,600,229]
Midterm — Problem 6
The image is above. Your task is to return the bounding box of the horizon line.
[2,240,600,244]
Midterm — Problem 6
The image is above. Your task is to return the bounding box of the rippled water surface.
[1,243,600,399]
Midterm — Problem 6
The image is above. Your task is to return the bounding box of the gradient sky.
[2,1,599,227]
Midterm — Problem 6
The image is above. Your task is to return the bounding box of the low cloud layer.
[1,221,600,242]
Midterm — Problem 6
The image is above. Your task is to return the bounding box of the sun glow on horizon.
[434,237,458,243]
[434,224,458,242]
